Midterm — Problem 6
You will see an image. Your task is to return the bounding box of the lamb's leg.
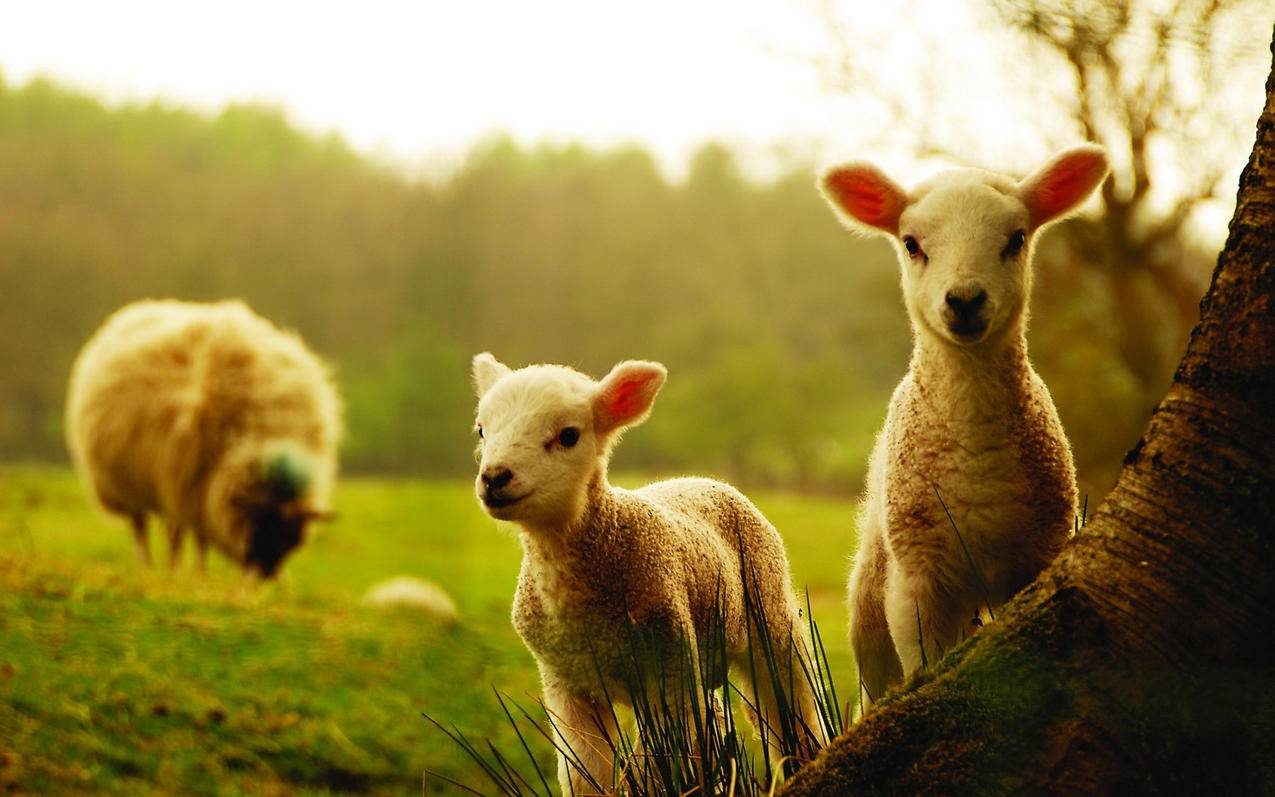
[130,514,150,567]
[733,619,824,765]
[542,681,619,797]
[883,568,968,677]
[848,517,903,710]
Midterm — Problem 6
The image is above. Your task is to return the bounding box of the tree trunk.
[782,31,1275,797]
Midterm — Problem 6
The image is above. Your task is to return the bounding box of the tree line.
[0,74,1197,495]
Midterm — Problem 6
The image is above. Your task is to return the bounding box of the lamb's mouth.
[947,320,988,342]
[483,492,528,510]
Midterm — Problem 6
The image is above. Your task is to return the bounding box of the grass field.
[0,465,859,795]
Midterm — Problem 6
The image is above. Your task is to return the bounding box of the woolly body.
[66,299,341,576]
[820,147,1109,704]
[513,476,794,695]
[472,355,819,795]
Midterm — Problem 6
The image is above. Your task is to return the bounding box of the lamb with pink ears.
[818,146,1110,707]
[471,353,820,796]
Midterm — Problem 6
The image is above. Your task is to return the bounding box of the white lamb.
[818,146,1109,706]
[66,299,341,577]
[471,353,821,796]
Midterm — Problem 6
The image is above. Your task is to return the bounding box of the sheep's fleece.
[66,299,341,576]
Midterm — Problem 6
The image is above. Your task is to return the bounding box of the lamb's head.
[208,442,332,577]
[820,145,1109,348]
[471,353,666,529]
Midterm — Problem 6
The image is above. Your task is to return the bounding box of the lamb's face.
[819,145,1110,349]
[471,354,667,530]
[896,177,1032,347]
[473,365,602,527]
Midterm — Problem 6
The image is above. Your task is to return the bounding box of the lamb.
[471,353,821,796]
[65,299,342,578]
[818,145,1109,707]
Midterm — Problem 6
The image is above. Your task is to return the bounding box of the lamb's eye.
[558,427,580,448]
[902,236,922,258]
[1004,229,1027,258]
[476,425,483,440]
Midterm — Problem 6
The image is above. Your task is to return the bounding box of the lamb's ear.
[472,352,511,397]
[1018,144,1110,229]
[593,361,667,435]
[819,163,909,235]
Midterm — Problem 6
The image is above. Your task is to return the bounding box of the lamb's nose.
[945,289,987,318]
[482,467,513,491]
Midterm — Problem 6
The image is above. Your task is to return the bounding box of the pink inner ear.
[1026,151,1108,226]
[605,377,648,422]
[825,168,906,232]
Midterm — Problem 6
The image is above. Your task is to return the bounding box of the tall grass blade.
[425,551,849,795]
[494,689,555,797]
[932,485,996,621]
[915,599,929,671]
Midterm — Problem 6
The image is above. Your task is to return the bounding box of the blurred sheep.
[362,575,459,622]
[65,299,341,577]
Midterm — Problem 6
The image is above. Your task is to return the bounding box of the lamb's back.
[513,478,792,692]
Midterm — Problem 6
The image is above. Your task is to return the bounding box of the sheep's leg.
[195,534,209,573]
[542,681,618,797]
[883,570,968,677]
[166,524,184,571]
[130,514,151,567]
[848,522,903,710]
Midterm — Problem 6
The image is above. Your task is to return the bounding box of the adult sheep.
[471,353,822,795]
[66,299,341,577]
[818,146,1109,707]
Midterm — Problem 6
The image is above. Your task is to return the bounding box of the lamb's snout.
[945,287,987,318]
[482,466,513,491]
[480,466,520,508]
[942,285,989,339]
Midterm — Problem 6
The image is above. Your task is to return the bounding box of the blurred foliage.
[0,74,1169,495]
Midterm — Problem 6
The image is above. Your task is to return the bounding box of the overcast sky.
[0,0,877,178]
[2,0,1265,201]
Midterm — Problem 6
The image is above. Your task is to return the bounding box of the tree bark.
[782,30,1275,797]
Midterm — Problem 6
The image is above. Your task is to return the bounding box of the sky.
[0,0,868,179]
[0,0,1266,197]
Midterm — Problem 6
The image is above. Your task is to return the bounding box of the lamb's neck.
[911,331,1034,420]
[518,470,616,570]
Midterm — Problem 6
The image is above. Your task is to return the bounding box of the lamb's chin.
[483,497,531,521]
[946,324,989,345]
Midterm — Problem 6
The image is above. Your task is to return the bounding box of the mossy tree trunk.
[782,31,1275,797]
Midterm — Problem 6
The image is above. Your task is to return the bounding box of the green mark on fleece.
[263,449,311,501]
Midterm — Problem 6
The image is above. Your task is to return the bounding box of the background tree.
[809,0,1273,492]
[781,30,1275,794]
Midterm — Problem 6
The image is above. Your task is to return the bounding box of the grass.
[0,465,859,795]
[428,572,847,796]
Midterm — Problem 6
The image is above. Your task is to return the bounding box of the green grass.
[0,465,858,795]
